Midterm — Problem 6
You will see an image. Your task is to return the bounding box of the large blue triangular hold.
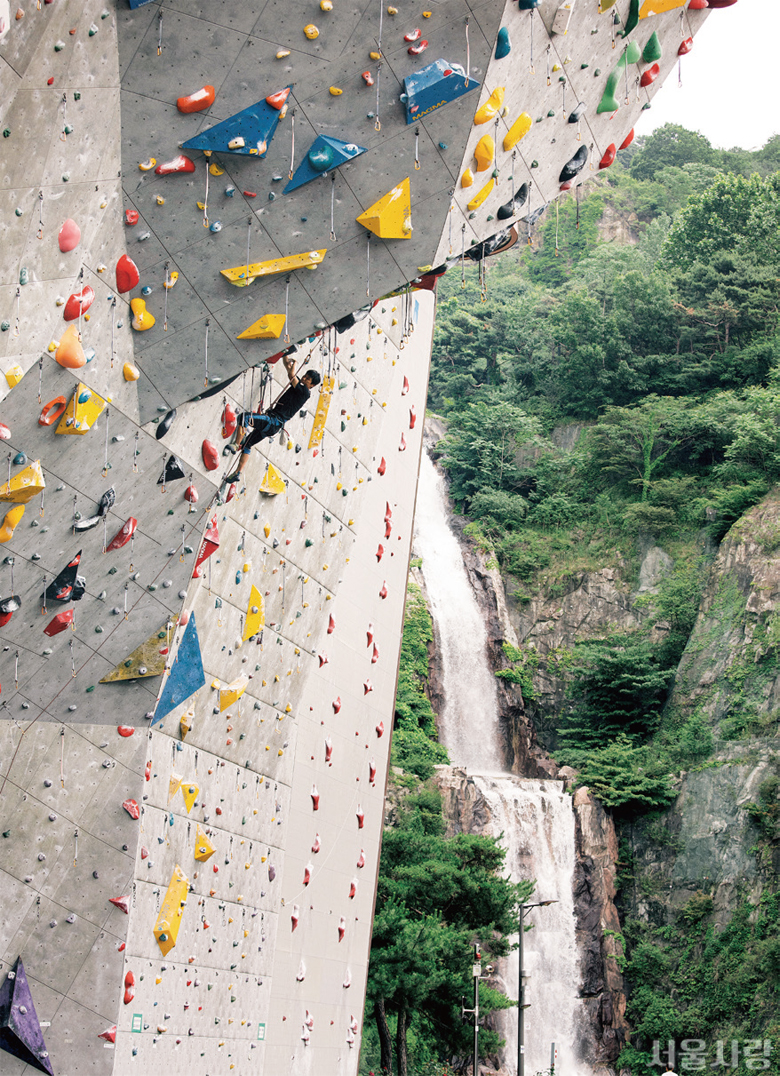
[0,958,54,1076]
[402,59,480,124]
[153,613,206,725]
[283,136,367,194]
[182,90,290,157]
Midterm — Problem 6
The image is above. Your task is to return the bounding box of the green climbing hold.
[19,268,28,286]
[621,0,638,37]
[86,685,95,692]
[642,31,662,63]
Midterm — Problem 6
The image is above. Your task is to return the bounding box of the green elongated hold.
[643,31,662,63]
[621,0,639,37]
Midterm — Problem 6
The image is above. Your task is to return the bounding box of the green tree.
[366,789,532,1074]
[629,123,720,182]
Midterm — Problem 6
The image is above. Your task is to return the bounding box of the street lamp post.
[517,900,558,1076]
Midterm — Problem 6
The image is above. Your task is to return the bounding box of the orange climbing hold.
[266,88,291,110]
[177,85,216,113]
[39,396,67,426]
[55,324,86,369]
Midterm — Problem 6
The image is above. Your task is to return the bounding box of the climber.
[225,353,320,483]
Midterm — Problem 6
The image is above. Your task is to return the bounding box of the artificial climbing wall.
[0,0,713,1073]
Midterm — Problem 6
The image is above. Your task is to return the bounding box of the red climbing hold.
[366,625,373,647]
[311,785,320,810]
[376,721,384,737]
[401,376,409,396]
[327,614,336,634]
[58,218,81,252]
[707,0,737,6]
[222,403,237,439]
[123,971,135,1005]
[560,180,574,193]
[125,209,139,226]
[117,725,135,737]
[266,88,291,110]
[356,849,365,868]
[225,484,236,503]
[408,40,429,55]
[363,679,373,695]
[141,846,149,859]
[372,643,379,664]
[678,36,693,54]
[291,904,300,931]
[385,502,392,521]
[64,286,95,321]
[349,879,357,899]
[43,609,74,636]
[109,895,130,914]
[145,760,151,781]
[619,129,635,151]
[185,484,199,504]
[202,439,219,471]
[599,143,617,170]
[311,833,321,853]
[688,0,708,6]
[369,759,377,784]
[107,517,138,552]
[325,737,333,762]
[98,1026,117,1044]
[404,28,421,42]
[332,696,341,713]
[399,433,406,452]
[116,254,140,293]
[177,85,216,113]
[384,519,392,538]
[640,63,660,88]
[338,916,346,942]
[155,155,196,175]
[0,425,9,441]
[409,406,416,429]
[376,544,384,562]
[122,799,140,820]
[303,864,311,886]
[194,516,220,575]
[377,457,386,476]
[318,652,329,667]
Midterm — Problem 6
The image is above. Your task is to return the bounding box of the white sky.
[635,0,780,150]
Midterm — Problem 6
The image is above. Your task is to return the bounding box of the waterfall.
[413,448,593,1076]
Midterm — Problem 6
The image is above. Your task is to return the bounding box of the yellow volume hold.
[221,249,327,287]
[503,112,532,151]
[154,865,189,956]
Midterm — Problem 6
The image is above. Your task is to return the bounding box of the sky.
[635,0,780,150]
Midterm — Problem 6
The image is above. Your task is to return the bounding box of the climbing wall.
[0,0,714,1073]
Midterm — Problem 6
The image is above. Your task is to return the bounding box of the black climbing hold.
[496,182,529,221]
[568,102,586,124]
[156,408,177,440]
[464,228,517,261]
[157,454,186,485]
[559,145,588,183]
[44,551,82,604]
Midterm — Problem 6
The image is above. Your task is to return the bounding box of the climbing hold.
[338,916,346,942]
[332,697,341,713]
[569,102,587,124]
[220,249,326,287]
[154,865,189,956]
[138,158,156,171]
[284,137,367,193]
[54,324,86,369]
[222,403,237,439]
[495,27,511,59]
[402,59,479,124]
[678,36,693,55]
[357,849,366,868]
[640,62,660,87]
[474,88,505,125]
[361,70,374,86]
[237,315,286,340]
[642,30,662,62]
[153,615,206,724]
[404,28,421,42]
[407,40,428,55]
[181,783,198,813]
[0,504,24,543]
[57,218,80,253]
[497,182,529,221]
[219,675,248,712]
[329,86,342,95]
[202,440,219,471]
[376,721,384,737]
[259,464,286,495]
[156,408,177,440]
[130,297,155,331]
[102,616,176,682]
[194,824,215,861]
[158,454,186,485]
[619,128,635,150]
[164,272,178,289]
[466,178,494,212]
[0,958,54,1076]
[55,383,107,435]
[243,586,264,640]
[154,155,196,176]
[363,680,372,695]
[43,609,73,637]
[63,286,94,321]
[599,144,617,169]
[304,23,319,37]
[177,85,216,113]
[461,168,473,188]
[621,0,640,35]
[0,460,44,504]
[379,581,388,599]
[45,551,84,604]
[123,362,140,382]
[184,94,287,157]
[184,483,198,504]
[123,970,135,1005]
[474,135,494,172]
[291,905,300,931]
[38,396,67,427]
[356,178,412,239]
[105,517,138,553]
[109,895,130,914]
[123,799,140,820]
[0,595,21,628]
[98,1026,117,1044]
[311,785,320,811]
[559,145,588,183]
[125,209,139,226]
[116,254,140,293]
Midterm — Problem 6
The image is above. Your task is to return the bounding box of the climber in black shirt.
[225,354,321,483]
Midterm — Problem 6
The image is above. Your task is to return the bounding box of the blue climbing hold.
[152,614,206,725]
[402,58,480,125]
[495,27,511,59]
[182,93,290,158]
[284,136,367,193]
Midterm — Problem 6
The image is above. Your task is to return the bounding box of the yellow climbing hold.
[5,365,23,388]
[101,617,178,683]
[221,249,327,287]
[154,865,189,956]
[276,49,291,58]
[304,23,319,38]
[56,384,107,436]
[219,674,249,712]
[263,524,270,538]
[474,87,505,125]
[243,586,265,641]
[321,0,333,9]
[164,272,178,290]
[503,112,532,151]
[194,824,215,861]
[639,0,685,13]
[0,460,44,505]
[461,168,474,188]
[467,177,495,212]
[0,505,24,543]
[474,135,494,172]
[168,774,183,802]
[369,50,381,60]
[181,782,199,813]
[123,362,140,382]
[329,86,342,96]
[357,178,412,239]
[130,298,155,331]
[180,708,194,739]
[208,162,225,176]
[259,464,286,495]
[237,315,286,340]
[139,158,156,171]
[308,375,335,449]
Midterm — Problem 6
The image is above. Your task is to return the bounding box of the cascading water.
[413,448,593,1076]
